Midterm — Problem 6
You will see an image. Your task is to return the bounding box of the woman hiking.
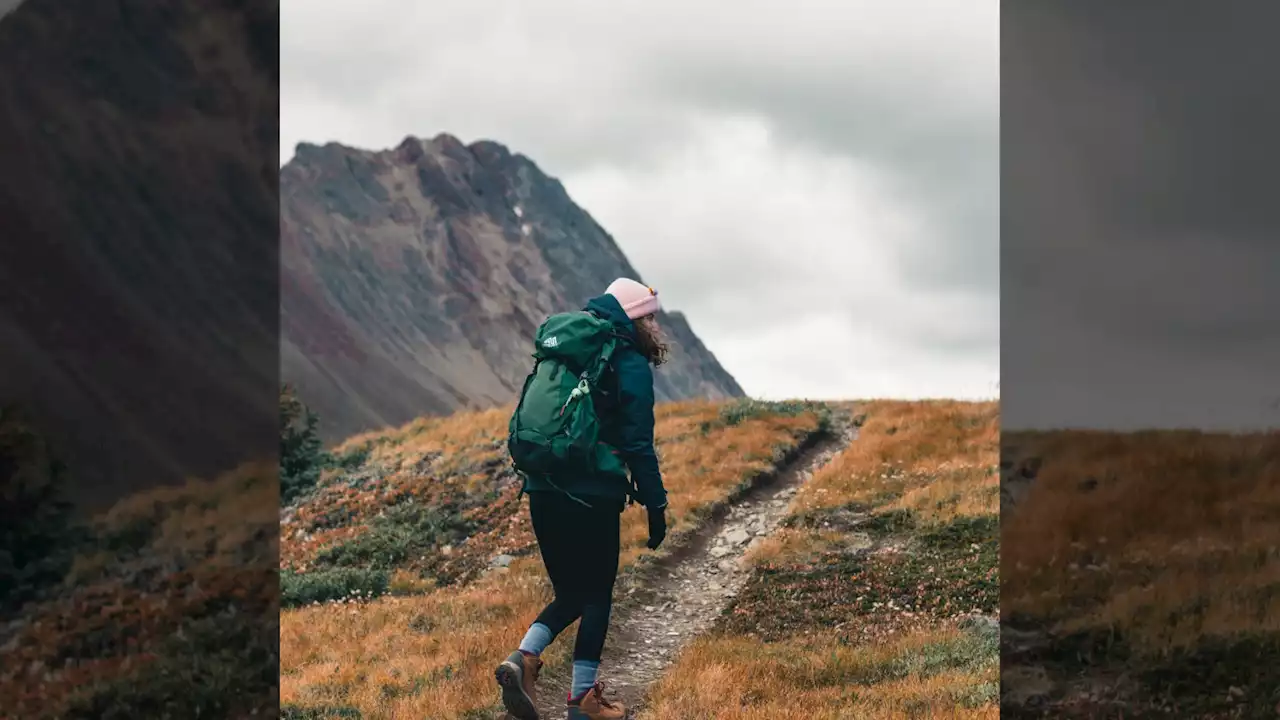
[496,278,672,720]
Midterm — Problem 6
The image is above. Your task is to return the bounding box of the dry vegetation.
[279,398,826,719]
[1002,429,1280,717]
[641,400,1001,720]
[0,423,278,720]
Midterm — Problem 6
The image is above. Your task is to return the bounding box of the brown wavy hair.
[633,314,670,367]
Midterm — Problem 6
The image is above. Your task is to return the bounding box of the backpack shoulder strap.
[589,334,619,384]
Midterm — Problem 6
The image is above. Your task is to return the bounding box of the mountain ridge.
[280,132,744,442]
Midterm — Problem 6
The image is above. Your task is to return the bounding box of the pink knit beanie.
[605,278,662,320]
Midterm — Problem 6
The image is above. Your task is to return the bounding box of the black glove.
[645,505,667,550]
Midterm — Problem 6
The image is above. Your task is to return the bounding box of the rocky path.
[527,409,859,719]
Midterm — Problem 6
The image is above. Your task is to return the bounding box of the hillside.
[279,398,1002,719]
[1002,429,1280,718]
[279,397,831,718]
[280,134,744,442]
[644,400,1000,719]
[279,398,826,605]
[0,408,277,719]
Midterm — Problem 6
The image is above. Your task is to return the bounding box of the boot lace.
[591,681,618,709]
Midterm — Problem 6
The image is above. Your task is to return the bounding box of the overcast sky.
[281,0,1000,403]
[0,0,23,21]
[1003,2,1280,430]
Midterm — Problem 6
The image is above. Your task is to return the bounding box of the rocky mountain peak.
[281,135,744,441]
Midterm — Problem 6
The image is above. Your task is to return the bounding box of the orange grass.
[281,556,555,717]
[279,399,824,718]
[752,400,999,565]
[645,400,1000,720]
[802,400,997,518]
[281,401,819,579]
[1002,429,1280,655]
[638,631,998,720]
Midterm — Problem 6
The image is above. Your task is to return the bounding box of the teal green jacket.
[521,294,669,510]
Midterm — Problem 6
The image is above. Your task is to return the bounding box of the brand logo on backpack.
[542,336,559,348]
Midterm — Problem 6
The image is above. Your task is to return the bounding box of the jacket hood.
[584,293,637,341]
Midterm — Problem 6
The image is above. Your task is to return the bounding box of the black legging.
[529,490,623,662]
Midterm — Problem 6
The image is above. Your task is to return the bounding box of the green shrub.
[332,443,371,471]
[65,608,277,718]
[281,567,390,607]
[719,399,816,426]
[861,508,918,537]
[280,385,331,505]
[0,406,83,618]
[313,503,473,571]
[919,514,998,550]
[699,399,832,435]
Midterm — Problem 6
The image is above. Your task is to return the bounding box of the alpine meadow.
[273,131,1001,718]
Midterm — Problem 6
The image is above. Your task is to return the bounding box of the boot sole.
[495,661,539,720]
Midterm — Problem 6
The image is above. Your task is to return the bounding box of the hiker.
[496,278,672,720]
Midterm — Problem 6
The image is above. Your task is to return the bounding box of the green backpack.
[507,311,629,484]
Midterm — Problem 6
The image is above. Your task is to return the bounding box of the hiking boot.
[496,650,543,720]
[565,681,625,720]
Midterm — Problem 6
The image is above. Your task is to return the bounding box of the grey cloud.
[283,0,1000,400]
[1002,1,1280,429]
[1034,2,1280,243]
[645,29,998,298]
[0,0,25,20]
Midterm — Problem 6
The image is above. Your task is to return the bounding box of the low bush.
[281,567,390,608]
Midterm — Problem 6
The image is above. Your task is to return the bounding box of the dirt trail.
[525,409,858,719]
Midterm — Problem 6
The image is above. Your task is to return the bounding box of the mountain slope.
[0,0,279,511]
[280,133,744,441]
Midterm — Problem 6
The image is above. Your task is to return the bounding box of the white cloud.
[282,0,1000,400]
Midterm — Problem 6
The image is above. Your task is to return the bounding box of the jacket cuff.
[643,493,668,510]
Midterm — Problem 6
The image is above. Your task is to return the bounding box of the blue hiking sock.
[570,660,600,700]
[518,622,554,656]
